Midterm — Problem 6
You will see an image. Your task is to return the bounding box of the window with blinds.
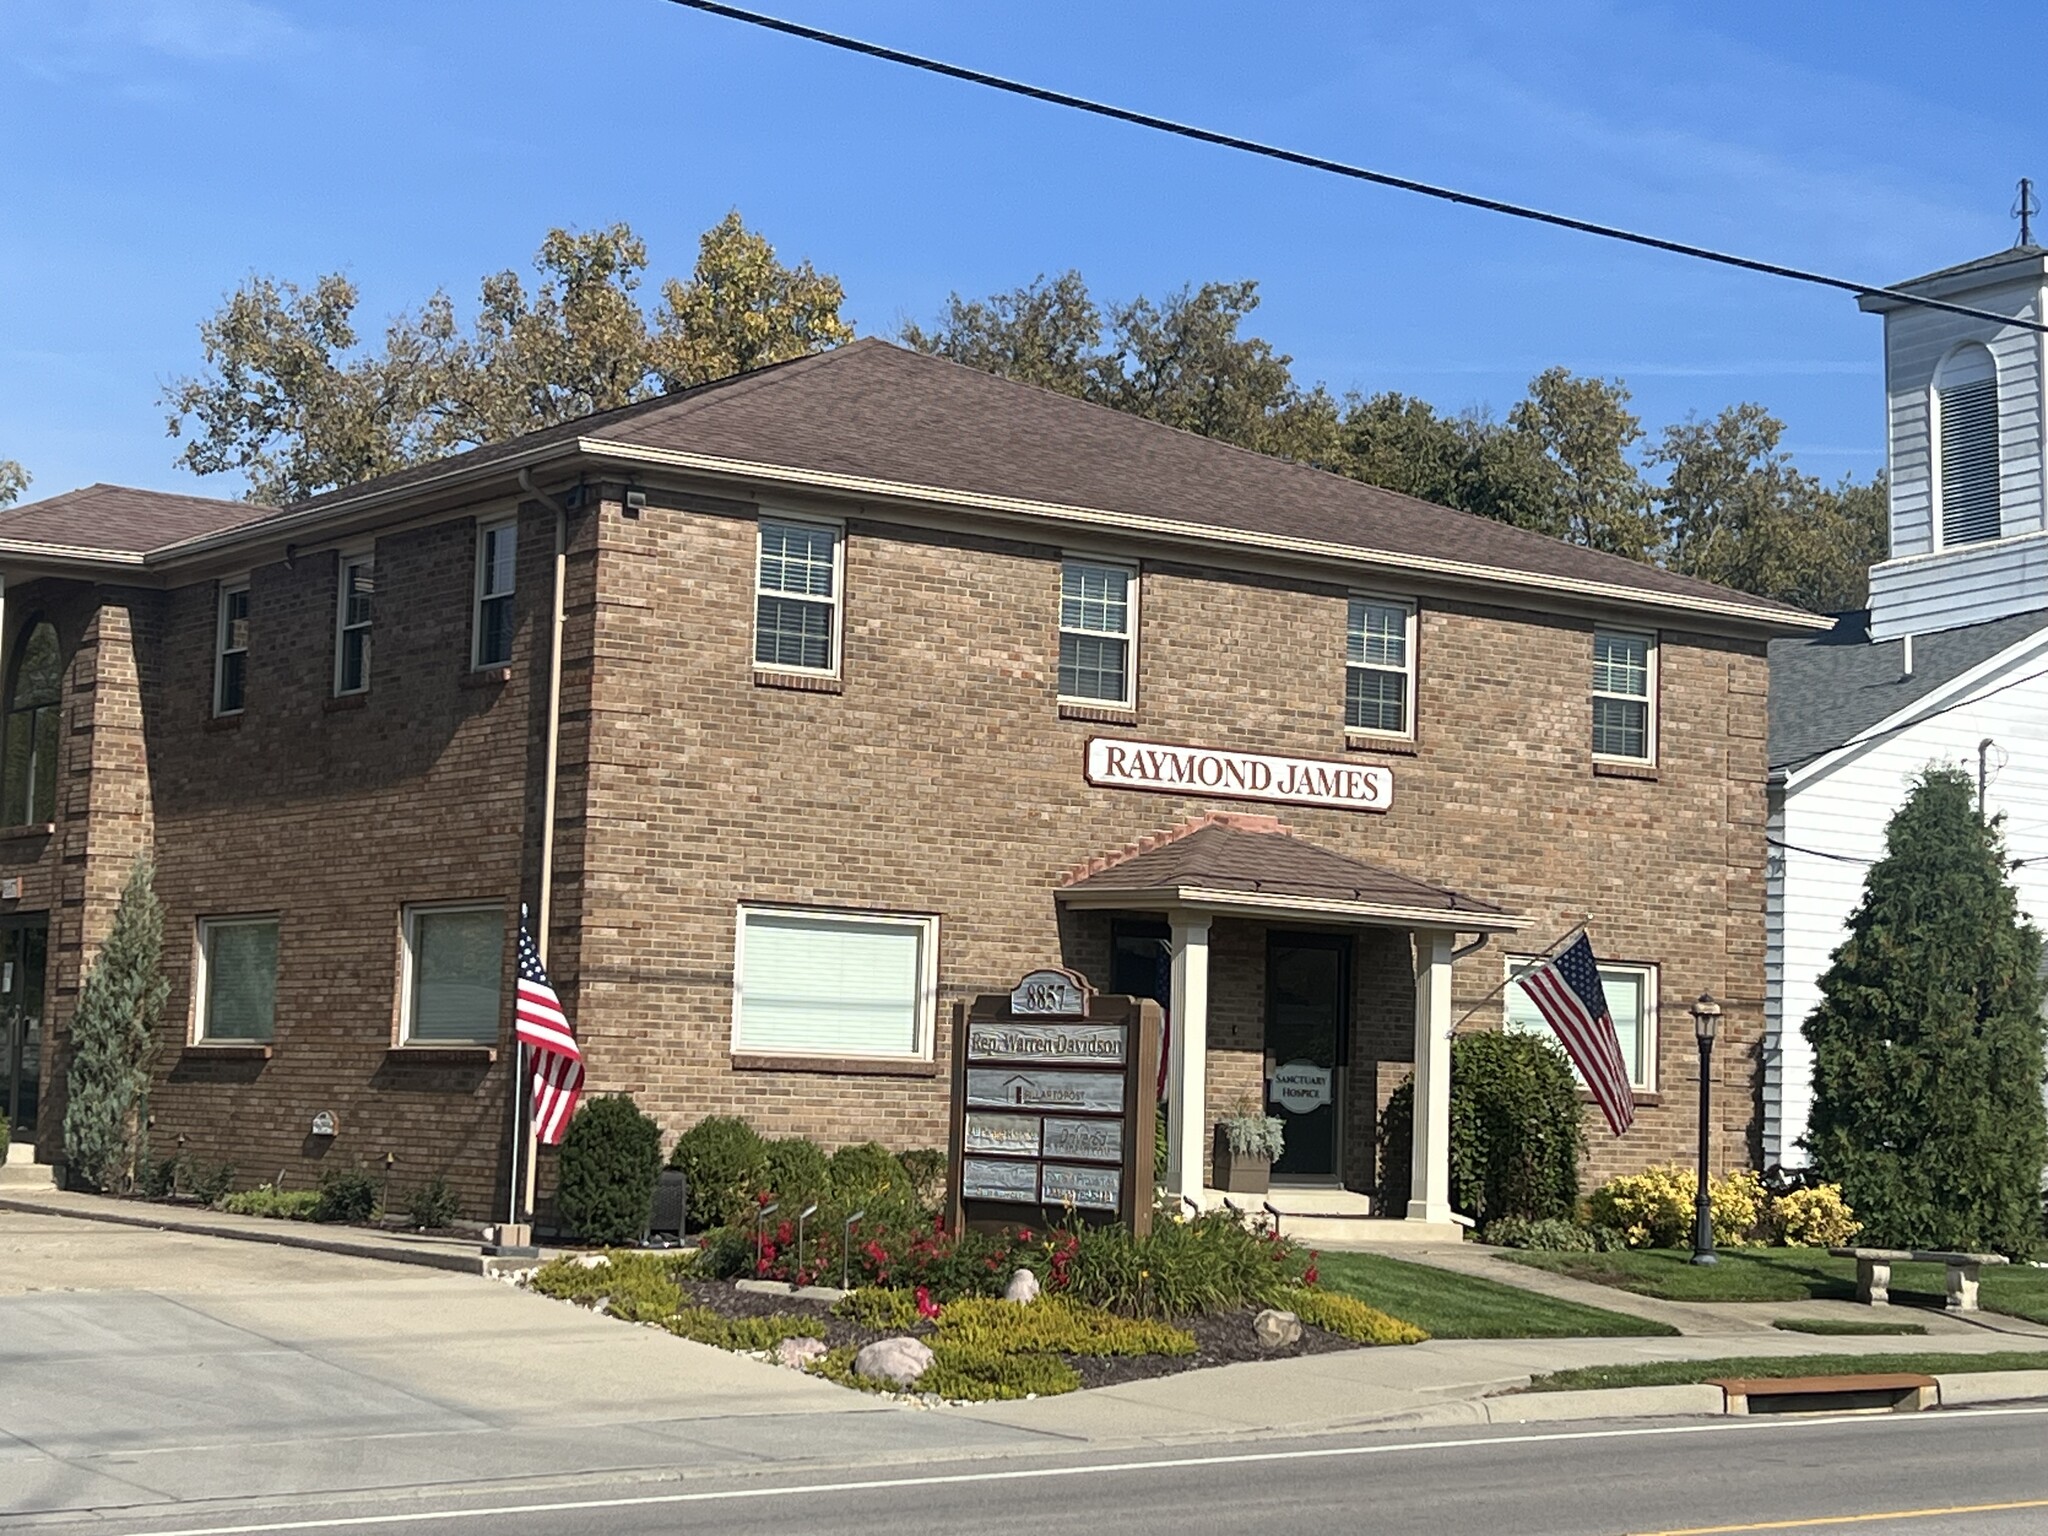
[1939,373,2001,548]
[197,917,279,1042]
[755,518,841,673]
[1346,597,1414,736]
[733,907,934,1059]
[1059,559,1136,705]
[1591,628,1655,762]
[403,905,504,1044]
[1504,956,1656,1090]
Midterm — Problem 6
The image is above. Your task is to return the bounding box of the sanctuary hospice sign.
[1085,737,1392,813]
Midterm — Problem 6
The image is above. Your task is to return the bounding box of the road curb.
[0,1193,496,1275]
[1936,1369,2048,1406]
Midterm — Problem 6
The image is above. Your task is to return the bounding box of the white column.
[1408,929,1454,1224]
[1167,912,1212,1204]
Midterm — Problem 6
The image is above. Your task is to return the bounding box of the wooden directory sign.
[948,969,1160,1238]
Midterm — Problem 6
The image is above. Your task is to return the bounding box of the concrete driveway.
[0,1211,1048,1524]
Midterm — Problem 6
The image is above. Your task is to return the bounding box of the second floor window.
[474,520,516,668]
[754,518,840,673]
[2,619,60,825]
[335,551,373,696]
[1346,597,1414,736]
[1059,559,1135,705]
[196,915,279,1042]
[1592,628,1655,762]
[215,583,249,716]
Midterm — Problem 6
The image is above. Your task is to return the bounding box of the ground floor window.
[1504,954,1656,1090]
[196,916,279,1042]
[402,904,505,1044]
[732,906,936,1061]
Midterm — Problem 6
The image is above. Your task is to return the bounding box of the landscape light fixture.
[1689,993,1723,1267]
[841,1210,866,1293]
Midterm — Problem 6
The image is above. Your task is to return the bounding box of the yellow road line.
[1639,1497,2048,1534]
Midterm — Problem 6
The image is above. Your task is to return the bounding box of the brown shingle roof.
[1059,812,1510,922]
[0,483,266,555]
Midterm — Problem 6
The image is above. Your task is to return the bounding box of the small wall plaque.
[963,1112,1042,1157]
[1270,1060,1333,1113]
[0,878,20,901]
[310,1111,338,1138]
[965,1068,1125,1114]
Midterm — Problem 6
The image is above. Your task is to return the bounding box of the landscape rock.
[573,1253,611,1270]
[771,1336,829,1370]
[1252,1308,1302,1349]
[854,1335,935,1387]
[1004,1267,1042,1304]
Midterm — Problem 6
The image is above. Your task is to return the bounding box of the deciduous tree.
[1803,768,2048,1256]
[0,459,27,508]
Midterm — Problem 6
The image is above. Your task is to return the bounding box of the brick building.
[0,340,1826,1234]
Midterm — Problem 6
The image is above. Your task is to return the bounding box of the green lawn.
[1526,1350,2048,1393]
[1772,1317,1926,1337]
[1502,1247,2048,1324]
[1315,1251,1677,1339]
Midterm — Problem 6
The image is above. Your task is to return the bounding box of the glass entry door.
[1265,933,1349,1180]
[2,920,48,1150]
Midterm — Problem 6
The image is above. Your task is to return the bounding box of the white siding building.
[1767,242,2048,1167]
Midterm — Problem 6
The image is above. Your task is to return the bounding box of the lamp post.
[1689,992,1722,1266]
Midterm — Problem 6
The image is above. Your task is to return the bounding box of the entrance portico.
[1058,813,1528,1234]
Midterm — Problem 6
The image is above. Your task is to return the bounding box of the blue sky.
[2,0,2038,503]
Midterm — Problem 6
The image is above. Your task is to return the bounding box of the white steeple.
[1859,242,2048,639]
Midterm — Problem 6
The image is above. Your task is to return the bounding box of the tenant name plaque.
[950,972,1162,1236]
[1085,736,1393,814]
[1271,1060,1334,1113]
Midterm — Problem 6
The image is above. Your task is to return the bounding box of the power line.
[664,0,2048,337]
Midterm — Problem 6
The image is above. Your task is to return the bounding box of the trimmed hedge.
[558,1095,663,1245]
[666,1115,767,1231]
[1378,1030,1584,1225]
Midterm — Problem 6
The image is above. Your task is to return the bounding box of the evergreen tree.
[1803,768,2048,1255]
[62,856,169,1192]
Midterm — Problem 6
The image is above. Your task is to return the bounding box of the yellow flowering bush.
[1588,1164,1764,1249]
[1769,1184,1862,1247]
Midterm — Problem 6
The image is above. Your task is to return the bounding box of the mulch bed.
[677,1278,1365,1390]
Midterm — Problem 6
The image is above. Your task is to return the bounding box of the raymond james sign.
[949,971,1161,1236]
[1085,738,1393,813]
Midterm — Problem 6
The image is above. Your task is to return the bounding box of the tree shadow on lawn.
[1503,1247,1954,1309]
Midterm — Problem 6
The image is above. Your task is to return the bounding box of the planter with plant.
[1213,1103,1284,1193]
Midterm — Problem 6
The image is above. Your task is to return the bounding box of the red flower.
[1302,1264,1318,1287]
[915,1286,942,1320]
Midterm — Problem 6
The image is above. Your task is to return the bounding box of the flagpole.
[521,495,570,1226]
[1446,920,1588,1037]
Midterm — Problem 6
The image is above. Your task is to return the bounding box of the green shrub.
[762,1137,832,1209]
[666,1115,768,1231]
[557,1095,663,1245]
[1275,1286,1428,1345]
[828,1141,913,1209]
[62,856,168,1193]
[921,1344,1081,1400]
[1805,769,2048,1257]
[663,1308,817,1351]
[221,1185,321,1219]
[835,1287,922,1330]
[1378,1030,1584,1225]
[312,1167,381,1224]
[935,1295,1195,1357]
[139,1155,179,1199]
[528,1250,696,1307]
[186,1159,236,1208]
[1482,1216,1625,1253]
[1050,1210,1311,1317]
[896,1148,947,1210]
[406,1176,463,1229]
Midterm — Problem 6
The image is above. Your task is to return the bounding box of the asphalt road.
[11,1406,2048,1536]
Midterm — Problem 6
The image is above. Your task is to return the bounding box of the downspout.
[517,468,570,1226]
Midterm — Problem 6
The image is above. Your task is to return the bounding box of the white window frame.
[1503,954,1658,1093]
[1057,556,1140,708]
[1343,594,1417,740]
[730,903,939,1063]
[1930,344,2002,552]
[193,913,280,1044]
[333,547,373,697]
[752,513,845,678]
[214,580,250,718]
[472,518,517,670]
[398,900,506,1047]
[1591,626,1657,765]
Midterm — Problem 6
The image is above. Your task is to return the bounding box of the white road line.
[96,1405,2048,1536]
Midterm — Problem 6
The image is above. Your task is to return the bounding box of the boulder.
[1252,1308,1302,1349]
[771,1336,829,1370]
[573,1253,611,1270]
[1004,1267,1042,1304]
[854,1335,935,1387]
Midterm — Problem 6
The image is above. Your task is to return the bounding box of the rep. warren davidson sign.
[1085,737,1392,813]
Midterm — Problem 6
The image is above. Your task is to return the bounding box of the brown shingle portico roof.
[1057,813,1525,931]
[0,483,264,562]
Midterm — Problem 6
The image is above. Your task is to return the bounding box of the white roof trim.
[1782,624,2048,791]
[1056,881,1529,932]
[580,439,1828,633]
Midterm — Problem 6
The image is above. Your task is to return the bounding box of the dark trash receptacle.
[650,1169,689,1239]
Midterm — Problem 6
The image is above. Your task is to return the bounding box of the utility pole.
[1979,738,1995,824]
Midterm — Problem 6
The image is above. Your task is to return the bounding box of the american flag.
[1513,933,1634,1136]
[515,908,583,1144]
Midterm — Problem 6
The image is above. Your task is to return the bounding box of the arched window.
[2,621,61,826]
[1936,345,2000,547]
